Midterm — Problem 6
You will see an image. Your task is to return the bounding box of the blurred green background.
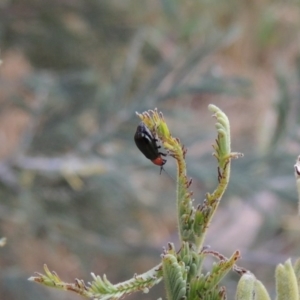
[0,0,300,299]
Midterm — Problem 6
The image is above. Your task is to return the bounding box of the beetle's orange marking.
[151,157,165,166]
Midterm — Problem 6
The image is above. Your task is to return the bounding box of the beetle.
[134,122,166,172]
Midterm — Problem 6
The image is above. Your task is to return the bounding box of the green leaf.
[235,273,256,300]
[293,258,300,299]
[254,279,271,300]
[162,254,187,300]
[275,259,299,300]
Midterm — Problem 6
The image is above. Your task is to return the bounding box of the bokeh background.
[0,0,300,299]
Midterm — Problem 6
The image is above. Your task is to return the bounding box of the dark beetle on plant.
[134,122,167,173]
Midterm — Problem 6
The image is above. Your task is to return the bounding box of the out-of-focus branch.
[0,74,52,191]
[11,75,51,159]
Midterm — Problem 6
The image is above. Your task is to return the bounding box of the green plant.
[29,105,300,299]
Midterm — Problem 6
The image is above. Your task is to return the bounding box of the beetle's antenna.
[160,166,175,182]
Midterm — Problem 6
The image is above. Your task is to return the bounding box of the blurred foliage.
[0,0,299,299]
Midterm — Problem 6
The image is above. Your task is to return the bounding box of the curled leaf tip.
[208,104,219,112]
[231,152,244,159]
[28,277,35,282]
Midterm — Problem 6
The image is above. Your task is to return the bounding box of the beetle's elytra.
[134,122,166,170]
